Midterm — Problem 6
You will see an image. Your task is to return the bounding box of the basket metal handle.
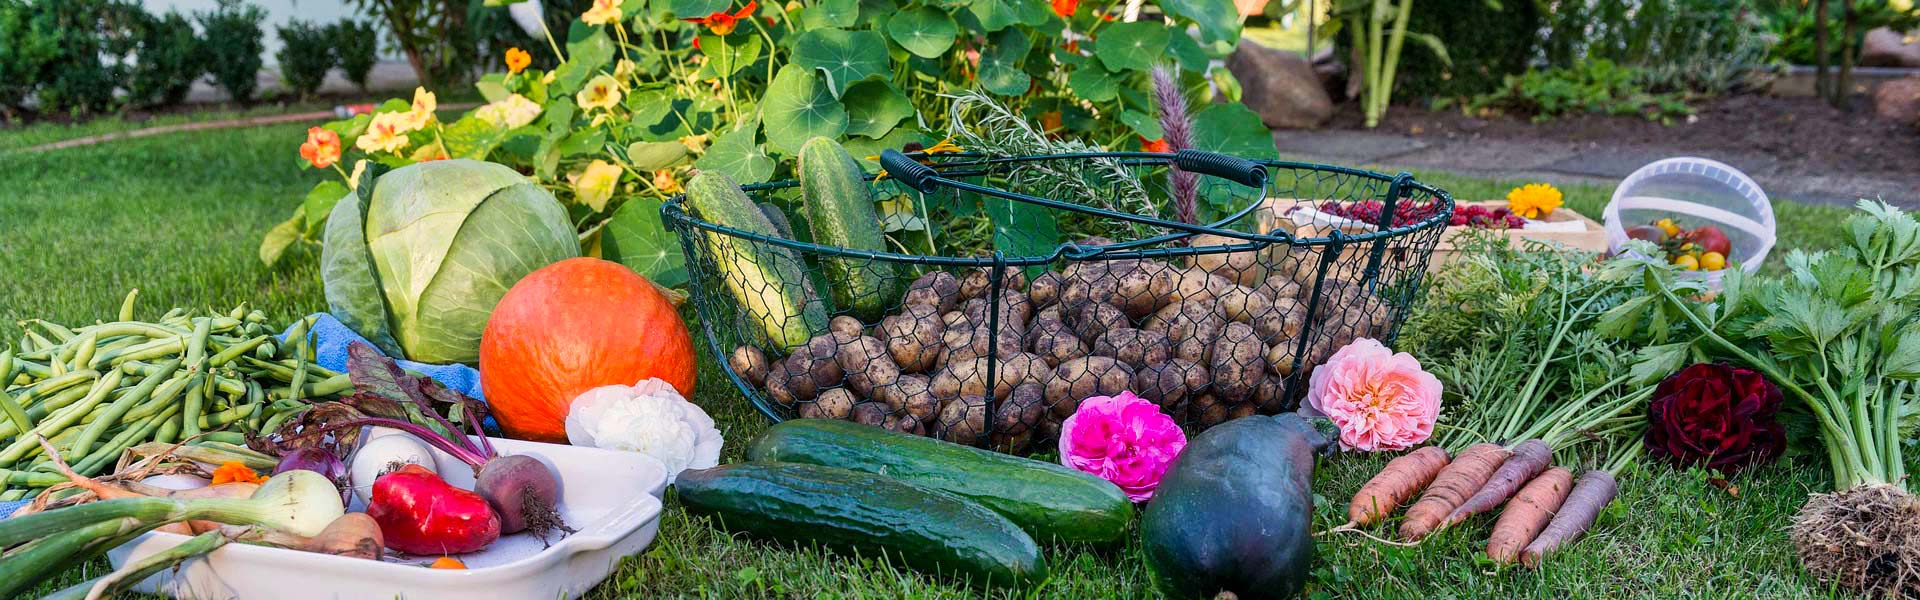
[879,150,939,193]
[1173,149,1267,188]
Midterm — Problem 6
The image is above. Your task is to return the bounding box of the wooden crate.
[1260,199,1606,267]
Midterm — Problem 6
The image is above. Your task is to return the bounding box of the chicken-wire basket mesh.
[662,149,1453,454]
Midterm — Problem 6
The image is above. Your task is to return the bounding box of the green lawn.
[0,121,1874,599]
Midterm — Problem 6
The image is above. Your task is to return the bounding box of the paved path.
[1272,129,1918,208]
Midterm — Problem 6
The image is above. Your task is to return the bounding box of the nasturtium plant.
[267,0,1271,286]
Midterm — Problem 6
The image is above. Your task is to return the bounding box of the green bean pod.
[71,360,180,457]
[0,369,124,466]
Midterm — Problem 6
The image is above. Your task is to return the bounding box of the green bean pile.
[0,292,345,499]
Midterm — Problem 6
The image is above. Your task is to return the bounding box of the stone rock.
[1872,76,1920,125]
[1228,41,1334,129]
[1861,27,1920,68]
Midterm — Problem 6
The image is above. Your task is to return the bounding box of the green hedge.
[1395,0,1541,101]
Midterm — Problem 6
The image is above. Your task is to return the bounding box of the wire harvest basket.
[662,149,1453,454]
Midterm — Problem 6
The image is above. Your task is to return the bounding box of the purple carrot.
[1520,469,1619,568]
[1442,439,1554,529]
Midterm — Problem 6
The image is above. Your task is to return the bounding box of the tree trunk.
[1814,0,1831,102]
[1835,0,1856,110]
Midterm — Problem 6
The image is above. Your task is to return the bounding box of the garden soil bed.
[1329,94,1920,183]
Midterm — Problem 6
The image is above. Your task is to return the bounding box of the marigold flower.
[211,461,266,485]
[505,47,532,74]
[571,159,623,211]
[1140,137,1170,153]
[400,87,437,132]
[582,0,622,25]
[685,0,757,35]
[1051,0,1078,17]
[1505,182,1563,219]
[357,112,412,154]
[577,74,623,111]
[299,126,341,169]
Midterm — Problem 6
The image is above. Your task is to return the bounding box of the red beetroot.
[368,464,501,555]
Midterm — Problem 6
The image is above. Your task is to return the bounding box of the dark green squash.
[1140,414,1330,600]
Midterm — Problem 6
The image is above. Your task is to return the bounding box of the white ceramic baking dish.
[107,434,668,600]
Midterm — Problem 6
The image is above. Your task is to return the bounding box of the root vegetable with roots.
[1790,484,1920,598]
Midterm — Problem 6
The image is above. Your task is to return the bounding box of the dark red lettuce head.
[1644,362,1786,474]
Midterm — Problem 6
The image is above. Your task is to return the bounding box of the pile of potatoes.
[727,234,1395,453]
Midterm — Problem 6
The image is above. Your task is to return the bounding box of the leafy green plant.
[0,0,58,116]
[1328,0,1450,127]
[1540,0,1771,96]
[197,0,267,103]
[1396,0,1539,101]
[126,10,202,107]
[349,0,485,89]
[277,19,336,100]
[330,20,380,92]
[1758,0,1918,106]
[266,0,1271,285]
[1469,59,1692,123]
[21,0,142,116]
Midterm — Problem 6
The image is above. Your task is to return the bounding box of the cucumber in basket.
[684,171,827,350]
[675,463,1048,589]
[798,137,898,322]
[744,419,1133,543]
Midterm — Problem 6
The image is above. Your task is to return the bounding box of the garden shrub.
[1469,59,1691,123]
[348,0,486,90]
[330,19,380,91]
[1396,0,1541,101]
[127,10,202,108]
[0,0,56,115]
[198,0,267,103]
[277,19,336,99]
[1539,0,1769,95]
[21,0,143,116]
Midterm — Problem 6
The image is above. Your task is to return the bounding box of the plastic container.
[1604,157,1776,288]
[106,436,668,600]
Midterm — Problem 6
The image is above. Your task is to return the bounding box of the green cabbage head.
[321,159,579,365]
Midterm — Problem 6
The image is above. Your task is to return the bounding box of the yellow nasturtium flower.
[614,59,637,81]
[1505,183,1564,219]
[474,94,544,129]
[400,87,437,131]
[582,0,622,25]
[576,75,623,111]
[505,47,532,74]
[357,112,412,154]
[571,160,623,212]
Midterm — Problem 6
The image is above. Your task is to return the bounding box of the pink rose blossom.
[1305,338,1442,452]
[1058,391,1186,502]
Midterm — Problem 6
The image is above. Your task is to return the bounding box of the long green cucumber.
[675,463,1047,589]
[744,419,1133,543]
[797,137,897,321]
[684,171,827,350]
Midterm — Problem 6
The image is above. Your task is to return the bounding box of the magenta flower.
[1305,338,1442,452]
[1058,391,1186,502]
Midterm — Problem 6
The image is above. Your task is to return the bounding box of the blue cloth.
[0,500,25,517]
[280,313,486,401]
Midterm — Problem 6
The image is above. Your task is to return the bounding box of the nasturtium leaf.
[842,80,914,138]
[619,0,646,15]
[551,27,615,94]
[260,208,305,267]
[877,195,927,232]
[302,181,351,239]
[475,74,510,103]
[967,0,1019,31]
[1094,21,1169,72]
[977,29,1032,96]
[791,28,890,97]
[1119,110,1163,140]
[1191,102,1273,158]
[627,141,690,170]
[671,0,729,17]
[762,65,848,154]
[801,0,860,28]
[987,188,1058,262]
[1067,66,1119,102]
[841,126,927,171]
[887,7,956,58]
[441,116,512,160]
[1012,0,1053,26]
[702,33,763,77]
[557,128,607,157]
[323,113,371,153]
[1161,0,1239,44]
[859,0,896,26]
[696,118,776,183]
[602,196,689,287]
[1168,30,1210,72]
[624,87,676,129]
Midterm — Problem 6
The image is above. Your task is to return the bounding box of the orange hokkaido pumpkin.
[480,258,697,442]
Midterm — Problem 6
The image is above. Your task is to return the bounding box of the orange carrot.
[1345,446,1450,527]
[1520,470,1618,568]
[1398,442,1509,541]
[1443,439,1553,529]
[1486,466,1574,564]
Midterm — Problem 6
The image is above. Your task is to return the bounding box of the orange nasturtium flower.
[211,461,266,485]
[357,112,411,154]
[1140,137,1171,153]
[505,47,532,74]
[685,0,757,35]
[1038,110,1063,133]
[652,169,684,194]
[299,127,341,169]
[1051,0,1079,18]
[576,74,623,111]
[582,0,622,25]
